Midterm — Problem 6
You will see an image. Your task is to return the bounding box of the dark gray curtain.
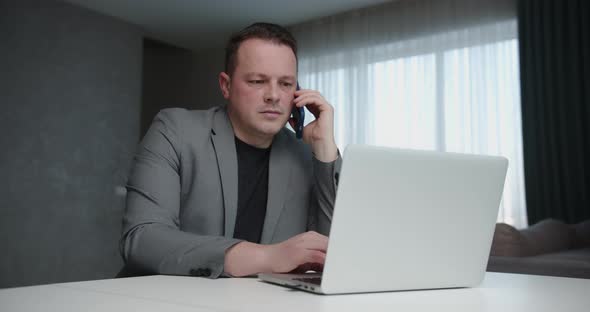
[518,0,590,224]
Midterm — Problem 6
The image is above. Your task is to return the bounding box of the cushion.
[520,219,576,256]
[573,219,590,248]
[490,223,529,257]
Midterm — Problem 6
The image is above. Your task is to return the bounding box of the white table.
[1,272,589,311]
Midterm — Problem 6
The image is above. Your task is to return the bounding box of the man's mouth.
[261,110,281,114]
[260,110,282,119]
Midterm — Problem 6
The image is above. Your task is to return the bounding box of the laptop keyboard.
[293,277,322,285]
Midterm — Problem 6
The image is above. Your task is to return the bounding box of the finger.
[293,98,322,119]
[303,250,326,265]
[293,92,324,106]
[290,263,313,274]
[304,231,329,246]
[305,263,324,273]
[298,235,329,252]
[294,95,331,120]
[288,266,307,274]
[294,89,320,97]
[288,231,328,249]
[292,262,324,274]
[304,103,321,119]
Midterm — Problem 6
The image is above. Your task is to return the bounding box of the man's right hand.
[224,231,328,277]
[263,231,328,273]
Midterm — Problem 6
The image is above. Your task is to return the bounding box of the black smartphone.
[291,83,305,139]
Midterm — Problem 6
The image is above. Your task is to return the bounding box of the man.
[120,23,341,279]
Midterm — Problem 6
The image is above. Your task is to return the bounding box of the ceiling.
[63,0,392,52]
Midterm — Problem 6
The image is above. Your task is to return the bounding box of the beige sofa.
[487,219,590,279]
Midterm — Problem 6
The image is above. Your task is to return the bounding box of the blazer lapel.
[260,131,293,243]
[210,107,239,237]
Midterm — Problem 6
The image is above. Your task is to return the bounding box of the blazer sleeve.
[120,110,242,278]
[308,152,342,236]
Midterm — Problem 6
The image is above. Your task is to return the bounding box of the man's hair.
[224,22,297,75]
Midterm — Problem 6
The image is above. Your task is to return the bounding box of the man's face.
[221,38,297,140]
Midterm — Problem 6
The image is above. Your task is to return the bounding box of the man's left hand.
[289,89,338,162]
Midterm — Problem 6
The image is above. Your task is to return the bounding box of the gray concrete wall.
[141,40,225,137]
[0,0,142,288]
[190,46,226,110]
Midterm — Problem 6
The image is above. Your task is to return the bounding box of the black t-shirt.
[232,137,270,243]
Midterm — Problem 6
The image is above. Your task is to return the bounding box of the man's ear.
[219,72,231,100]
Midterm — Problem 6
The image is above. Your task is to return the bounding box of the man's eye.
[250,80,264,84]
[282,82,293,87]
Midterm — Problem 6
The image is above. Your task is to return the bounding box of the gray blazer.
[120,106,341,278]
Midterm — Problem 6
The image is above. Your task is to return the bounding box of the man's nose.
[264,82,280,104]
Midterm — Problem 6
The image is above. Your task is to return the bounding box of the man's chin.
[255,122,287,137]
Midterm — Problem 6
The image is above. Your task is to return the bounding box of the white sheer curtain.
[290,0,528,228]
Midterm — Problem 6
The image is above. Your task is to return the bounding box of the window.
[297,20,527,227]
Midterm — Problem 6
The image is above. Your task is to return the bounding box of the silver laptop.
[259,144,508,295]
